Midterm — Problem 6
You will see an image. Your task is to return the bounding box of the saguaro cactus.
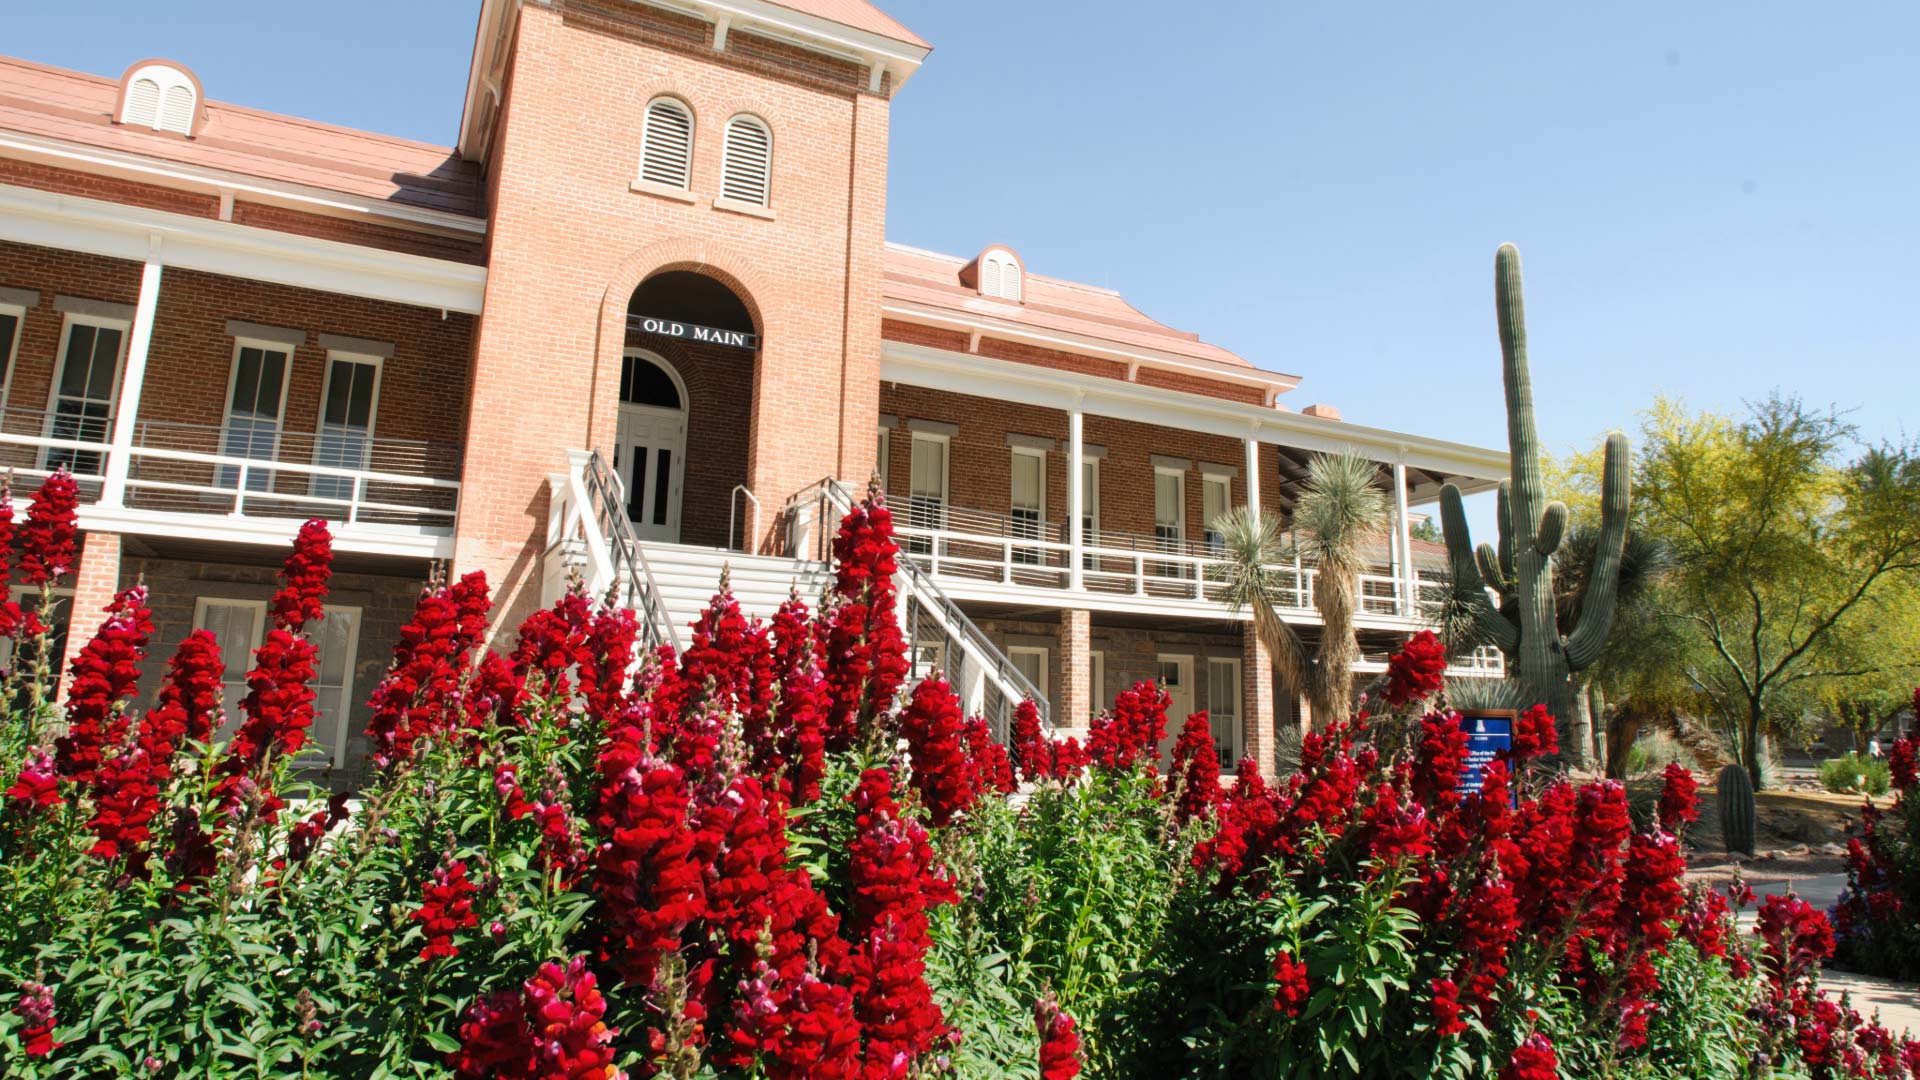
[1438,244,1631,729]
[1716,763,1757,855]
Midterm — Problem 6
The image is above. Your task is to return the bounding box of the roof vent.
[118,61,201,137]
[1301,404,1343,421]
[963,246,1024,303]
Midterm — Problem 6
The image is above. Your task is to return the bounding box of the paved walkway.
[1737,872,1920,1037]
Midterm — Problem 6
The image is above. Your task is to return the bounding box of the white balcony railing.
[889,495,1432,620]
[0,406,461,536]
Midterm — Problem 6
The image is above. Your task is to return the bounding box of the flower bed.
[1,473,1914,1078]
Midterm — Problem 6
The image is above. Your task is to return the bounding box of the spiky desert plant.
[1214,451,1388,728]
[1439,244,1632,728]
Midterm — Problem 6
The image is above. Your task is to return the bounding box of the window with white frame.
[720,115,772,207]
[120,63,197,135]
[1079,457,1101,570]
[312,352,382,503]
[194,598,361,768]
[1009,646,1048,706]
[45,313,128,476]
[906,432,948,555]
[218,339,294,493]
[1153,466,1186,577]
[1202,472,1233,553]
[1087,649,1105,721]
[1,584,74,695]
[639,97,695,189]
[978,249,1023,302]
[1010,447,1045,565]
[0,297,23,409]
[1207,657,1243,769]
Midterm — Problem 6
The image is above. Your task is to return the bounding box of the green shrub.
[1819,753,1891,796]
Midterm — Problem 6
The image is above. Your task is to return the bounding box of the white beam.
[1067,404,1084,590]
[99,258,162,508]
[1244,436,1262,520]
[1393,458,1415,617]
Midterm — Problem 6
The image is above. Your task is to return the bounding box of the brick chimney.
[1301,404,1343,421]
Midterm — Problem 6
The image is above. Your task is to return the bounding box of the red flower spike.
[413,856,481,962]
[0,479,16,590]
[1500,1033,1558,1080]
[1430,977,1467,1036]
[1269,949,1310,1018]
[4,745,62,813]
[822,484,909,748]
[85,626,223,868]
[18,469,78,585]
[1035,993,1082,1080]
[270,520,333,632]
[13,979,61,1058]
[54,585,155,784]
[1511,704,1558,763]
[1171,711,1223,823]
[897,677,979,827]
[1089,680,1171,773]
[1383,629,1448,707]
[1009,698,1052,782]
[366,572,495,764]
[1657,763,1699,832]
[448,957,625,1080]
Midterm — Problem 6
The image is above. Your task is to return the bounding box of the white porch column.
[1067,403,1084,590]
[100,258,163,508]
[1392,457,1415,616]
[1244,436,1262,520]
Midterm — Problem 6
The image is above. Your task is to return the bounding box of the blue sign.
[1457,711,1515,793]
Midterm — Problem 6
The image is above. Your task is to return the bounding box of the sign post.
[1456,709,1517,794]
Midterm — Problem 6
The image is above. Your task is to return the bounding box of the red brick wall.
[454,2,892,625]
[877,383,1283,544]
[0,158,218,218]
[0,239,473,468]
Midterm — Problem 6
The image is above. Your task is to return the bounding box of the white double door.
[616,404,686,542]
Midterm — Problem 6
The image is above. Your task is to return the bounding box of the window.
[1079,457,1101,570]
[875,425,892,492]
[906,432,948,555]
[1,584,73,703]
[1153,466,1186,577]
[120,63,198,135]
[1202,473,1233,553]
[1010,447,1045,565]
[194,598,361,768]
[313,353,381,503]
[219,340,293,493]
[639,97,695,190]
[977,248,1023,302]
[720,115,772,207]
[1009,646,1048,706]
[0,298,23,409]
[620,352,683,410]
[1087,650,1105,721]
[44,314,128,476]
[1208,658,1243,769]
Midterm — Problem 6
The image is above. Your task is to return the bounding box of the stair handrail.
[795,477,1050,731]
[569,449,681,652]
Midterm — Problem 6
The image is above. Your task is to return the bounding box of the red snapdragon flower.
[13,979,61,1058]
[414,857,481,962]
[0,478,16,587]
[1009,698,1052,782]
[271,520,334,632]
[1756,893,1836,992]
[1269,949,1310,1018]
[822,484,909,748]
[54,585,154,784]
[1510,704,1558,763]
[846,768,956,1072]
[963,716,1017,796]
[18,469,78,585]
[284,793,351,865]
[4,746,61,812]
[1362,783,1432,864]
[1500,1033,1558,1080]
[1617,829,1687,951]
[85,626,225,866]
[1383,630,1448,707]
[1089,681,1170,772]
[1889,735,1916,794]
[1171,711,1222,823]
[449,957,625,1080]
[897,677,978,827]
[1657,763,1699,832]
[1430,977,1467,1036]
[1411,712,1470,808]
[367,571,494,763]
[1035,993,1082,1080]
[591,741,704,988]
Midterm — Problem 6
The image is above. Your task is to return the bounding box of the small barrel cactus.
[1718,763,1756,856]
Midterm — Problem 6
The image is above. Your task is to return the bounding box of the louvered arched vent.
[978,249,1023,303]
[119,63,198,136]
[639,97,694,190]
[721,116,772,207]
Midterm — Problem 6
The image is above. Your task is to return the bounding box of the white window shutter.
[640,99,694,189]
[159,84,195,135]
[124,78,161,128]
[1003,257,1023,302]
[721,117,771,206]
[981,258,1000,298]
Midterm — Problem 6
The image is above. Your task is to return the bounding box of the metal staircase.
[787,478,1050,737]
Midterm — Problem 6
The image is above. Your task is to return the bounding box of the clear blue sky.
[12,0,1918,486]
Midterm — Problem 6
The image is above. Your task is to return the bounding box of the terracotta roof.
[884,243,1292,378]
[0,56,484,220]
[765,0,928,49]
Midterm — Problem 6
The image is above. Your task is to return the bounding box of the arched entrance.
[622,269,758,548]
[615,349,688,542]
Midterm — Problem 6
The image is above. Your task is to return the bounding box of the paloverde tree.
[1638,395,1920,788]
[1213,451,1388,728]
[1439,244,1633,730]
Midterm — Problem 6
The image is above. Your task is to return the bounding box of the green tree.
[1637,395,1920,789]
[1214,451,1388,728]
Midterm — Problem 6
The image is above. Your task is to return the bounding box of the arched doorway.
[616,349,688,542]
[623,270,758,548]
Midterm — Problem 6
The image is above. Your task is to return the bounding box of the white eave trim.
[80,504,454,560]
[880,340,1509,486]
[674,0,929,70]
[883,298,1303,401]
[0,182,488,315]
[0,129,487,238]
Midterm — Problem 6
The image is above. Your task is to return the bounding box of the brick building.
[0,0,1505,782]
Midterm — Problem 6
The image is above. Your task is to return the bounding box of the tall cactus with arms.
[1438,244,1632,728]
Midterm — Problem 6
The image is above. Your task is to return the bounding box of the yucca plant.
[1213,451,1388,728]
